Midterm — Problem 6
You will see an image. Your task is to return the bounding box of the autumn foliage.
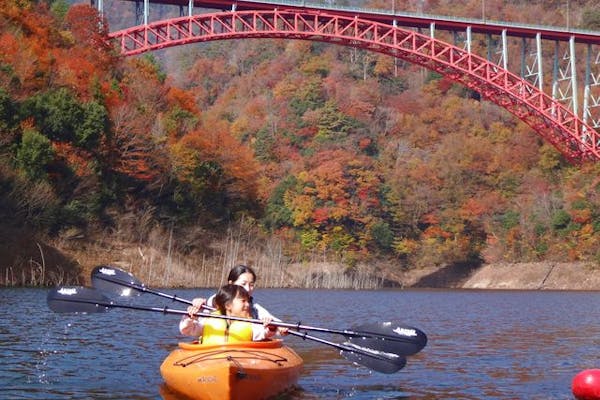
[1,0,599,272]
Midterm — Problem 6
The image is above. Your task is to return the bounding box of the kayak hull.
[160,339,303,400]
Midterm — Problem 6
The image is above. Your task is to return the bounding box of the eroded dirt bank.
[285,260,600,290]
[460,262,600,290]
[395,262,600,290]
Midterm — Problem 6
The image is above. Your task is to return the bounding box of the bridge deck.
[116,0,600,44]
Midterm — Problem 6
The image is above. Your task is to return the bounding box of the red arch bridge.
[98,0,600,163]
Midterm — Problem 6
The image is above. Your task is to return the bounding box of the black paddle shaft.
[91,266,194,305]
[91,265,427,356]
[47,286,409,374]
[287,330,406,374]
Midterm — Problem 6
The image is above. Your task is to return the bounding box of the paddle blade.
[340,342,407,374]
[47,286,110,313]
[91,265,142,297]
[348,322,427,356]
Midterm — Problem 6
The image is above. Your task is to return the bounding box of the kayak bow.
[160,339,303,400]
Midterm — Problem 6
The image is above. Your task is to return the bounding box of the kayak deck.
[160,339,303,400]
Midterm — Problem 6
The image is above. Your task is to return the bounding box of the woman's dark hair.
[214,284,250,314]
[227,264,257,283]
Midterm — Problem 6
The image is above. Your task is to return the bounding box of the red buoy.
[573,369,600,400]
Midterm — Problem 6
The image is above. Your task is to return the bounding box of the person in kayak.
[180,284,277,343]
[188,264,288,336]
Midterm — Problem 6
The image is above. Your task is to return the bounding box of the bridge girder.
[108,10,600,163]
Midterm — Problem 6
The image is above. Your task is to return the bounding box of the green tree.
[264,175,296,230]
[16,128,55,181]
[24,88,82,143]
[552,209,571,231]
[0,88,18,134]
[500,210,520,230]
[315,101,361,144]
[300,228,320,250]
[50,0,69,21]
[253,126,277,162]
[371,220,394,251]
[22,88,106,150]
[77,100,108,149]
[289,78,325,118]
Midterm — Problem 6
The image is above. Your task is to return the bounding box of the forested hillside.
[1,0,599,287]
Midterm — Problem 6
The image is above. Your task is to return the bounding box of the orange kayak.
[160,339,303,400]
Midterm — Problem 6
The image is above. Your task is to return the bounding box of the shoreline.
[3,260,600,290]
[1,224,598,290]
[460,262,600,290]
[398,261,600,291]
[277,260,600,291]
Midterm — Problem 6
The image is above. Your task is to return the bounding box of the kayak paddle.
[47,286,406,373]
[91,265,194,305]
[286,330,406,373]
[91,265,427,356]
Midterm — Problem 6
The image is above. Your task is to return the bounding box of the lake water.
[1,287,599,399]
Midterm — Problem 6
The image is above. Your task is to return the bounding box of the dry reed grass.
[91,228,385,289]
[0,235,82,287]
[1,217,388,289]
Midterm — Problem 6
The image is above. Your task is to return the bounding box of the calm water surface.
[1,288,599,399]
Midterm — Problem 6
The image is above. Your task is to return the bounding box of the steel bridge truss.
[108,8,600,162]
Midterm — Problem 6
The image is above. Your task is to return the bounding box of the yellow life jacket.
[202,312,253,344]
